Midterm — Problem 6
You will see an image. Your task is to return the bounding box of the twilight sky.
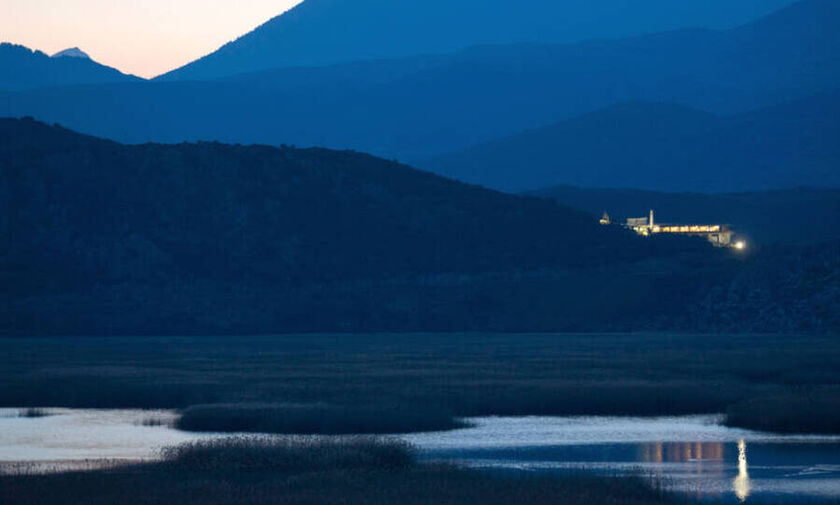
[0,0,302,78]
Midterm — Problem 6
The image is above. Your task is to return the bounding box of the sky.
[0,0,303,79]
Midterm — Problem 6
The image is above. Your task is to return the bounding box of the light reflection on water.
[1,410,839,502]
[405,416,840,503]
[734,439,752,502]
[638,441,725,464]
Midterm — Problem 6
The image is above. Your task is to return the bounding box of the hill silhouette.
[0,0,835,165]
[0,43,140,91]
[2,119,837,335]
[157,0,794,81]
[1,118,713,336]
[424,92,840,192]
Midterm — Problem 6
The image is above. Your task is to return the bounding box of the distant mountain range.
[528,186,840,247]
[158,0,794,81]
[0,0,836,172]
[0,43,140,91]
[424,92,840,192]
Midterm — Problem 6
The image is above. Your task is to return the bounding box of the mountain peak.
[52,47,90,59]
[0,43,139,91]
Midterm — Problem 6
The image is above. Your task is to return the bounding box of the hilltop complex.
[602,210,746,249]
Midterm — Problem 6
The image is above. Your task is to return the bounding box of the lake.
[2,409,839,503]
[402,415,840,504]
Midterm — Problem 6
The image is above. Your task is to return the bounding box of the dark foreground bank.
[0,438,672,505]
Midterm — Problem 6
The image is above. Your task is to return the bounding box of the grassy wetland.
[5,436,840,505]
[2,333,840,505]
[0,333,838,434]
[175,402,468,434]
[0,437,677,505]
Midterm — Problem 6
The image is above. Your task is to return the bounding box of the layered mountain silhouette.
[424,92,840,192]
[158,0,794,81]
[0,0,835,169]
[0,43,140,91]
[527,186,840,247]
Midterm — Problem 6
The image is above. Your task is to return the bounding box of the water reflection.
[4,412,840,501]
[638,441,724,464]
[638,440,751,501]
[733,439,751,502]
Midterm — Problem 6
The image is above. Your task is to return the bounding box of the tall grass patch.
[725,388,840,434]
[162,436,413,472]
[176,402,466,434]
[0,438,675,505]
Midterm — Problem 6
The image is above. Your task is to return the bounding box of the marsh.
[2,332,840,502]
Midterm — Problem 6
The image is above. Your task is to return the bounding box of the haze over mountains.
[0,43,139,92]
[158,0,794,81]
[1,0,836,182]
[425,92,840,192]
[0,0,838,200]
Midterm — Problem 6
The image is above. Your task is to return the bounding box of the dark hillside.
[3,120,836,336]
[0,117,649,281]
[693,241,840,334]
[1,118,718,336]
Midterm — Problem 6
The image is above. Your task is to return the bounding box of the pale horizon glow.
[0,1,303,79]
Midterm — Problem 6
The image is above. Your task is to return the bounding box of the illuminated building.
[607,209,745,249]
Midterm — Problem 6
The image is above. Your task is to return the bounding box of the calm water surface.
[402,415,840,503]
[2,409,839,503]
[0,408,205,474]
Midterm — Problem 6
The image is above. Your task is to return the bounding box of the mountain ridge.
[0,0,836,183]
[0,43,140,91]
[157,0,795,81]
[423,92,840,192]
